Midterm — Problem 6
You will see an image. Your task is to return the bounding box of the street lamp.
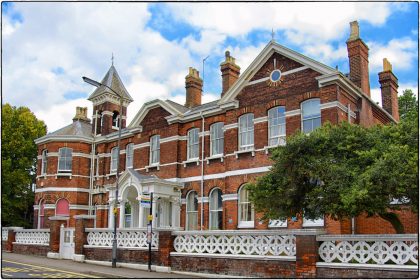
[83,76,123,268]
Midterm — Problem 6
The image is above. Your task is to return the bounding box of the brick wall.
[317,267,418,278]
[12,244,49,257]
[84,248,161,265]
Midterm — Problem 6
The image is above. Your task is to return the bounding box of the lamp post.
[82,76,123,268]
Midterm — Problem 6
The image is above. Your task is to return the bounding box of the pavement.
[1,252,199,278]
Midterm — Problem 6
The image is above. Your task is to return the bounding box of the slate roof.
[88,65,133,102]
[47,120,93,138]
[127,168,157,181]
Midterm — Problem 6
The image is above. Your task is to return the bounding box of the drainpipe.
[351,217,355,234]
[89,110,99,216]
[200,112,205,231]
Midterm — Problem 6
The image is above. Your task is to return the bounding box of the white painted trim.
[316,262,418,271]
[170,252,295,261]
[69,205,92,210]
[247,65,310,86]
[285,109,301,117]
[198,197,209,203]
[254,116,268,124]
[35,187,90,193]
[221,193,238,201]
[223,123,238,131]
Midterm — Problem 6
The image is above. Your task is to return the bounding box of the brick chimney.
[220,50,240,97]
[73,107,90,123]
[379,58,399,121]
[185,67,203,108]
[346,21,371,97]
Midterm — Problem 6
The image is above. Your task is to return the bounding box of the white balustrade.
[172,230,296,257]
[14,229,50,245]
[317,234,418,266]
[85,228,158,249]
[2,228,9,241]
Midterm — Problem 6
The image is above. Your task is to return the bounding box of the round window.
[270,69,282,82]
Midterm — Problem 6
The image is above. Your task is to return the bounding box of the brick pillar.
[73,215,95,262]
[379,58,399,122]
[295,230,324,278]
[157,231,174,269]
[185,67,203,108]
[47,216,68,258]
[5,227,22,252]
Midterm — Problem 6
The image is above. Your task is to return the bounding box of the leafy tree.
[247,120,418,233]
[398,89,418,121]
[2,104,46,227]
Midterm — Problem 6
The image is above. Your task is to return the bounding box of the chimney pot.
[348,21,360,42]
[73,107,90,123]
[379,58,399,121]
[383,58,392,72]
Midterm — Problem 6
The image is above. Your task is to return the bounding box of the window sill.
[111,126,120,130]
[264,144,285,154]
[182,158,200,167]
[206,154,224,164]
[234,148,255,159]
[237,221,255,229]
[145,163,160,172]
[56,173,72,179]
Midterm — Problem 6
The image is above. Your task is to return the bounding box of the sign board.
[140,193,151,208]
[146,224,152,244]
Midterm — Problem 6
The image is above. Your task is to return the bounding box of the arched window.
[126,143,134,169]
[238,113,254,151]
[238,185,254,228]
[268,106,286,146]
[186,191,198,230]
[125,203,132,228]
[210,122,224,156]
[301,99,321,133]
[209,188,223,230]
[112,111,120,128]
[38,200,45,229]
[98,111,103,134]
[58,147,72,173]
[110,147,118,173]
[187,128,199,160]
[150,135,160,165]
[56,198,70,216]
[41,149,48,175]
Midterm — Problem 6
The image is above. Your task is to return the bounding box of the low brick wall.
[84,247,162,266]
[317,266,418,279]
[170,255,296,278]
[12,244,49,256]
[1,241,8,250]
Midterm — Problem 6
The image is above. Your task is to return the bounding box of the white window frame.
[301,98,321,134]
[110,147,118,173]
[238,113,254,151]
[187,128,199,160]
[238,185,254,228]
[186,191,198,230]
[126,143,134,169]
[149,135,160,165]
[38,200,45,229]
[210,122,224,156]
[41,149,48,175]
[209,188,223,230]
[124,202,132,228]
[268,106,286,146]
[57,147,72,173]
[112,111,120,129]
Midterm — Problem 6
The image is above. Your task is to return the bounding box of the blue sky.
[2,2,418,132]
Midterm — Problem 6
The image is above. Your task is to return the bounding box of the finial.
[111,53,114,66]
[271,28,275,41]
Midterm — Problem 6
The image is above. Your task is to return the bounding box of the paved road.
[2,252,197,278]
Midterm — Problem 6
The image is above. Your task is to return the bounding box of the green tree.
[2,104,47,227]
[398,89,418,121]
[247,120,418,233]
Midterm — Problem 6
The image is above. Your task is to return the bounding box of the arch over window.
[150,135,160,165]
[41,149,48,175]
[186,191,198,230]
[268,106,286,146]
[38,200,45,229]
[112,111,120,128]
[209,188,223,230]
[238,185,254,228]
[56,198,70,216]
[58,147,72,173]
[126,143,134,169]
[210,122,224,156]
[301,99,321,133]
[187,128,199,160]
[110,147,118,173]
[238,113,254,151]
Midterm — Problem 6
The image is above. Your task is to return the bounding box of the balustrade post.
[295,230,324,278]
[47,216,68,259]
[157,231,174,270]
[6,227,22,252]
[73,215,95,262]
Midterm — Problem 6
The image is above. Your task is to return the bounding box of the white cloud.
[370,82,418,108]
[368,37,417,72]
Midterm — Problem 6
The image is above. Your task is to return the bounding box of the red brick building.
[34,21,417,233]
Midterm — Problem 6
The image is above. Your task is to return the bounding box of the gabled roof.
[219,40,336,104]
[35,120,93,144]
[128,99,185,127]
[88,65,133,102]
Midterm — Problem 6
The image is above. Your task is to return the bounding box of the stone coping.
[83,245,158,251]
[316,262,419,271]
[48,216,69,221]
[74,215,96,220]
[317,234,418,241]
[172,229,325,236]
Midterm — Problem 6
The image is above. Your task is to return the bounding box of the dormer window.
[112,111,120,129]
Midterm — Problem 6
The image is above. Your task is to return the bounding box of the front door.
[59,225,75,259]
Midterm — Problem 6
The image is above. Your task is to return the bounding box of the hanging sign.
[141,193,151,208]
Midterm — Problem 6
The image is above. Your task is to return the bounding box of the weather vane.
[271,28,275,41]
[111,53,114,66]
